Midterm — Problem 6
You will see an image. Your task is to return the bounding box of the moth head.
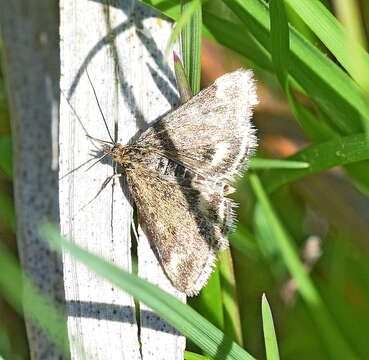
[87,135,128,162]
[108,144,128,162]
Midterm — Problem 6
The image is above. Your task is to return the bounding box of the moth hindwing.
[107,68,258,296]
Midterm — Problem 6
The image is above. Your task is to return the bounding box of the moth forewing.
[107,68,258,295]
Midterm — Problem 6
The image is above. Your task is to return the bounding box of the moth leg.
[78,173,122,212]
[59,157,97,180]
[130,217,139,243]
[59,152,110,180]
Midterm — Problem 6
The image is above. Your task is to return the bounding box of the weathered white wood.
[60,0,185,359]
[0,0,68,358]
[138,227,186,359]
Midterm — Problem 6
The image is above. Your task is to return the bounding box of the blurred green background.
[1,0,369,359]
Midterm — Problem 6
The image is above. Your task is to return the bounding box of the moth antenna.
[60,88,100,151]
[86,134,114,145]
[85,68,115,144]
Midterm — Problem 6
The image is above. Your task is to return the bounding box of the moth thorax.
[109,144,129,162]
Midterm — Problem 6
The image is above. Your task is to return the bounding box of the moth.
[89,68,258,296]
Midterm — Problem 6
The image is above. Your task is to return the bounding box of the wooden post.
[2,0,186,358]
[60,0,185,359]
[0,0,68,358]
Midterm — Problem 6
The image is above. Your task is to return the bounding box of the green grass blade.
[190,264,224,331]
[139,0,367,133]
[285,86,338,141]
[249,173,358,359]
[229,225,258,257]
[185,351,212,360]
[269,0,337,141]
[165,0,201,62]
[218,249,243,345]
[174,51,193,103]
[269,0,289,90]
[334,0,369,134]
[261,294,280,360]
[181,0,202,95]
[0,242,69,354]
[262,133,369,192]
[202,13,272,72]
[285,0,369,83]
[249,158,309,169]
[250,173,320,302]
[41,224,257,360]
[220,0,364,134]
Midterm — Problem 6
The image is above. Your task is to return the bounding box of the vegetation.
[1,0,369,359]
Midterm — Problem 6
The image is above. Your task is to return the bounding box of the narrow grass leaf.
[185,351,212,360]
[219,0,364,134]
[334,0,369,134]
[262,133,369,192]
[285,86,338,142]
[165,0,201,61]
[174,51,193,103]
[261,294,280,360]
[140,0,366,133]
[229,225,258,256]
[250,173,319,303]
[0,243,69,355]
[218,249,243,346]
[181,0,202,95]
[190,264,224,332]
[269,0,289,90]
[249,158,309,169]
[285,0,369,88]
[269,0,335,141]
[41,224,257,360]
[203,13,273,72]
[249,174,358,359]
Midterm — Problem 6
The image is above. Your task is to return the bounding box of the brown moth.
[92,69,257,296]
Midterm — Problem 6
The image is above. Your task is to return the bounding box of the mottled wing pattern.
[125,68,257,295]
[135,69,258,183]
[126,164,233,296]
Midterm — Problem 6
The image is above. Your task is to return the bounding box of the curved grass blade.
[262,132,369,192]
[41,224,257,360]
[285,0,369,83]
[285,86,338,142]
[203,13,272,72]
[249,173,358,360]
[0,243,69,355]
[334,0,369,134]
[218,249,243,345]
[139,0,366,133]
[269,0,335,141]
[165,0,201,63]
[216,0,365,134]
